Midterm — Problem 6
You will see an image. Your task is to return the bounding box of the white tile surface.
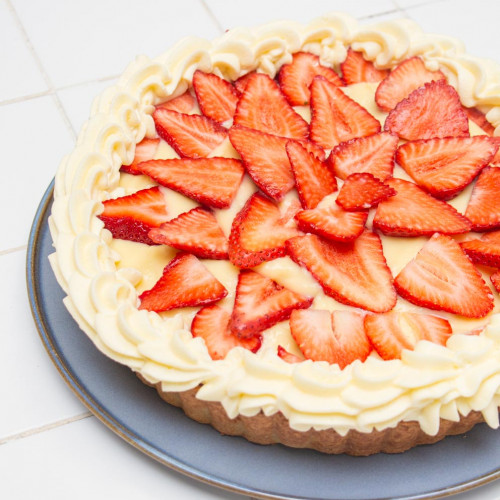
[57,79,117,135]
[0,96,74,252]
[205,0,400,30]
[0,96,74,251]
[402,0,500,61]
[0,417,248,500]
[0,250,86,441]
[0,0,48,102]
[11,0,223,88]
[1,2,500,499]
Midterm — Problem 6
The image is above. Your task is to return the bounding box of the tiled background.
[2,0,500,498]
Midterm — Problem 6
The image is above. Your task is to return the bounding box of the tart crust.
[138,374,486,456]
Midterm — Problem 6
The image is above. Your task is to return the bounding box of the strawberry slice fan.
[103,50,500,368]
[51,23,500,459]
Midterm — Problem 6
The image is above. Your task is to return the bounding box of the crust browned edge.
[137,374,485,456]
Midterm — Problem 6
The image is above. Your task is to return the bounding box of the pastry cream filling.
[49,12,500,436]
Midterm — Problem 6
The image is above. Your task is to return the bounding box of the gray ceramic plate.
[27,182,500,500]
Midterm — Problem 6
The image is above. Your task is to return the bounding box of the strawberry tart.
[49,12,500,455]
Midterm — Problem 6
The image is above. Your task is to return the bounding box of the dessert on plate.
[49,12,500,455]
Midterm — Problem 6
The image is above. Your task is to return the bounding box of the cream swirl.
[49,12,500,437]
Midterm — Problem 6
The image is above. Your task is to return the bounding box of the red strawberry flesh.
[153,108,227,158]
[99,186,168,245]
[289,309,371,368]
[228,192,302,268]
[277,345,303,363]
[139,253,227,312]
[279,51,343,106]
[394,233,494,318]
[148,207,228,259]
[156,91,196,114]
[230,270,313,338]
[191,305,261,360]
[375,56,446,112]
[310,76,381,149]
[286,140,337,209]
[327,131,398,181]
[365,311,452,360]
[286,231,397,313]
[136,157,244,209]
[373,178,471,237]
[465,166,500,231]
[336,172,396,211]
[396,136,498,200]
[341,48,389,85]
[120,138,160,175]
[460,231,500,267]
[295,204,367,242]
[384,80,470,141]
[229,126,326,200]
[192,70,239,123]
[233,72,309,139]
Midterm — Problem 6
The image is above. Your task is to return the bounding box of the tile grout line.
[5,0,77,140]
[199,0,226,34]
[357,8,404,20]
[0,245,28,257]
[392,0,449,15]
[0,411,93,446]
[0,74,121,109]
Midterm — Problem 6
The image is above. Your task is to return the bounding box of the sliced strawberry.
[228,192,302,268]
[384,80,470,141]
[336,173,396,211]
[153,108,227,158]
[491,271,500,293]
[465,166,500,231]
[191,305,261,360]
[490,141,500,167]
[233,72,309,139]
[286,231,396,313]
[234,71,255,94]
[295,205,367,242]
[373,178,471,237]
[326,131,398,181]
[192,70,239,123]
[460,230,500,267]
[138,253,227,312]
[278,51,343,106]
[120,138,160,175]
[286,140,337,209]
[462,106,496,136]
[230,270,313,338]
[136,157,244,209]
[396,136,498,200]
[375,56,446,112]
[365,311,452,360]
[310,76,381,149]
[148,207,228,259]
[229,126,294,199]
[394,233,494,318]
[229,126,324,200]
[490,138,500,167]
[156,91,196,114]
[99,186,168,245]
[289,309,371,369]
[341,48,389,85]
[277,345,303,363]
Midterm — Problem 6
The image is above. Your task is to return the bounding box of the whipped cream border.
[49,12,500,437]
